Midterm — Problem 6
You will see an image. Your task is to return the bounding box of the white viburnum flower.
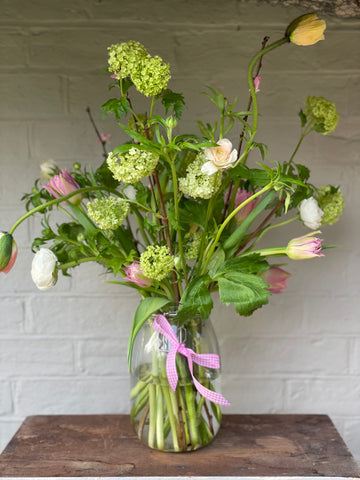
[299,197,324,230]
[31,248,58,290]
[201,138,237,175]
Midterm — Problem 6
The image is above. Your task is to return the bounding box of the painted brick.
[222,376,285,413]
[212,293,306,337]
[0,28,27,70]
[285,378,360,416]
[0,381,13,415]
[78,337,128,376]
[0,420,22,453]
[15,378,130,415]
[29,295,137,336]
[343,418,360,465]
[221,336,349,375]
[0,74,64,119]
[0,339,74,376]
[0,298,24,333]
[304,296,360,336]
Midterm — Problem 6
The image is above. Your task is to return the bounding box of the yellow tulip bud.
[286,13,326,46]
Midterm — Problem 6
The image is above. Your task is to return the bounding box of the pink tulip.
[286,232,324,260]
[124,260,152,288]
[44,169,83,205]
[261,266,291,294]
[226,188,259,223]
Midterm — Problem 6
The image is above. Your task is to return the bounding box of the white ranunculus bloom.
[40,159,57,180]
[31,248,58,290]
[201,138,237,175]
[299,197,324,230]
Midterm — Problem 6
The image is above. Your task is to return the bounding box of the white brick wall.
[0,0,359,464]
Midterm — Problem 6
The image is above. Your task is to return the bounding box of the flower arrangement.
[0,13,344,451]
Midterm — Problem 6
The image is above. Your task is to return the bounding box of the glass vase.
[130,311,223,452]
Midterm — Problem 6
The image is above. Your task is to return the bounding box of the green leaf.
[101,97,130,122]
[212,253,269,278]
[127,297,171,370]
[217,271,270,316]
[177,275,213,323]
[68,203,99,236]
[206,247,225,277]
[159,89,185,119]
[223,190,276,255]
[228,165,271,187]
[299,109,307,128]
[295,163,310,182]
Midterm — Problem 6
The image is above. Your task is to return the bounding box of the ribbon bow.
[152,314,231,406]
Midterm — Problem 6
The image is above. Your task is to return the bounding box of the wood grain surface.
[0,414,359,477]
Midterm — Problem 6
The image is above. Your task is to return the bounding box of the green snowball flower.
[108,41,148,79]
[303,96,339,135]
[140,245,174,281]
[107,148,159,184]
[132,55,171,97]
[179,152,222,199]
[317,185,344,226]
[184,232,201,261]
[87,197,130,230]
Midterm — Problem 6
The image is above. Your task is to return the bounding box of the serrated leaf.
[212,253,269,278]
[159,89,185,119]
[218,271,270,316]
[127,297,171,370]
[177,275,213,323]
[206,248,226,277]
[101,97,130,122]
[295,163,310,182]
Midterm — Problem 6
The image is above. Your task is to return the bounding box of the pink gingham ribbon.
[152,314,231,406]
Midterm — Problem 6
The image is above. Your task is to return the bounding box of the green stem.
[195,196,216,278]
[168,155,188,285]
[156,385,164,450]
[239,37,289,166]
[249,215,300,250]
[162,385,180,451]
[242,246,287,257]
[148,384,157,448]
[201,183,273,274]
[57,256,99,271]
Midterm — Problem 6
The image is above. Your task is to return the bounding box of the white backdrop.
[0,0,359,463]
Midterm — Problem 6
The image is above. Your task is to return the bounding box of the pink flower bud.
[226,188,259,223]
[261,266,291,294]
[96,132,112,144]
[254,75,261,93]
[44,169,83,205]
[123,260,153,288]
[286,232,324,260]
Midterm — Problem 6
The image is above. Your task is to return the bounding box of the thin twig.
[86,106,108,159]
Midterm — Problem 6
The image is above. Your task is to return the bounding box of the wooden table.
[0,414,359,478]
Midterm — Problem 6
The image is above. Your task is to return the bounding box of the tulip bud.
[286,232,324,260]
[0,232,17,273]
[286,13,326,47]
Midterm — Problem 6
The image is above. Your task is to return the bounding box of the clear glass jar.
[130,311,222,452]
